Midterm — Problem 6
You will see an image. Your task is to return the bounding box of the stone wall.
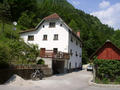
[0,65,52,84]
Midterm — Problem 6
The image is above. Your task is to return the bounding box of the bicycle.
[31,69,44,80]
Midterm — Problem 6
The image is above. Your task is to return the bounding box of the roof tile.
[44,13,60,20]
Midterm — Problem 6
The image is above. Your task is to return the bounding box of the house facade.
[90,40,120,60]
[20,13,82,74]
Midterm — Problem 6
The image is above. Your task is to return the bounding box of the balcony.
[40,50,70,60]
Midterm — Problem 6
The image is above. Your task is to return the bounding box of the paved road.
[0,70,119,90]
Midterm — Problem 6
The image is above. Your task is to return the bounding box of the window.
[76,41,78,45]
[28,35,34,41]
[79,53,82,57]
[69,62,71,69]
[75,63,77,68]
[80,44,82,48]
[43,35,47,40]
[71,37,73,42]
[70,49,73,56]
[60,24,62,26]
[76,51,78,57]
[49,22,55,28]
[54,34,58,40]
[53,48,58,54]
[43,25,45,28]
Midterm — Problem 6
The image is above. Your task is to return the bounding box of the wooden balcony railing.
[40,50,70,60]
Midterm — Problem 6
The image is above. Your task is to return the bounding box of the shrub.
[37,59,45,65]
[0,44,10,69]
[93,58,120,83]
[115,76,120,83]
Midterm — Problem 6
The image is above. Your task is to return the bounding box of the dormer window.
[49,22,55,28]
[28,35,34,41]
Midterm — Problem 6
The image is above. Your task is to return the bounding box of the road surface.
[0,70,119,90]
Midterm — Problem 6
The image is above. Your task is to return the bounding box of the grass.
[95,77,120,84]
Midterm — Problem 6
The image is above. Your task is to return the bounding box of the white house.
[20,13,82,74]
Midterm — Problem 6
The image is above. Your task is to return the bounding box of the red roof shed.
[90,40,120,60]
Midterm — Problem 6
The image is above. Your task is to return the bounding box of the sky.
[67,0,120,30]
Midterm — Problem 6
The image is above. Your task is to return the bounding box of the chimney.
[77,32,80,38]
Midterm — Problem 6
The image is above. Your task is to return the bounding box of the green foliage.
[0,23,39,66]
[0,43,10,68]
[111,30,120,48]
[93,58,120,83]
[0,0,118,64]
[69,19,79,32]
[26,44,39,63]
[37,59,45,65]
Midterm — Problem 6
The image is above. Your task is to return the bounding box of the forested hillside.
[0,0,120,64]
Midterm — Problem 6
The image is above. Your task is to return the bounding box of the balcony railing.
[40,50,70,60]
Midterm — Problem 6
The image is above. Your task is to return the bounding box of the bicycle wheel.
[31,73,37,80]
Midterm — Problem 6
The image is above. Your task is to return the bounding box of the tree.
[26,44,39,63]
[18,12,33,30]
[0,0,11,33]
[0,43,10,68]
[111,30,120,48]
[69,19,79,32]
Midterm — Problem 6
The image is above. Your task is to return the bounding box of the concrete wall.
[42,58,52,69]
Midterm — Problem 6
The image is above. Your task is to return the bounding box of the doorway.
[52,60,65,74]
[40,48,45,57]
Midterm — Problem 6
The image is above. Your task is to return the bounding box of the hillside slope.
[0,0,116,63]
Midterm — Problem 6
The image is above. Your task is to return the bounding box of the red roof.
[90,40,120,60]
[44,13,60,20]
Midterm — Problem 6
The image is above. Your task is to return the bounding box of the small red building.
[90,40,120,60]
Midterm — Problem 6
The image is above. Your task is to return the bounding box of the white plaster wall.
[42,58,52,68]
[68,34,82,69]
[20,20,69,53]
[20,19,82,70]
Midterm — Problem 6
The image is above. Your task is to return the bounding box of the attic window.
[49,22,55,28]
[28,35,34,41]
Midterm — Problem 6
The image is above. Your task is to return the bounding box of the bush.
[0,44,10,69]
[37,59,45,65]
[115,76,120,83]
[93,58,120,83]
